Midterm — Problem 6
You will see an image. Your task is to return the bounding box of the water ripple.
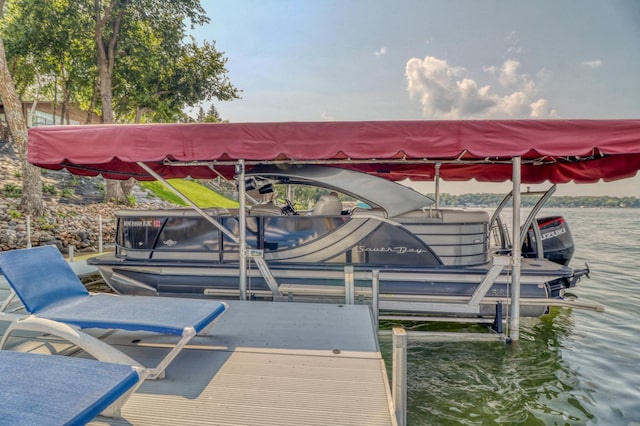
[391,209,640,425]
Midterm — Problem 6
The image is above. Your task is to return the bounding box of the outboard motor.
[522,216,575,266]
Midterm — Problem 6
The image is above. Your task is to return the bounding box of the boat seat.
[398,208,489,223]
[438,209,489,223]
[313,193,342,215]
[249,201,282,216]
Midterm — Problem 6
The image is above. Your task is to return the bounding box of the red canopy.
[27,119,640,183]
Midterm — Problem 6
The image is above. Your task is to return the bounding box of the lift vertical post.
[237,160,248,300]
[509,156,522,341]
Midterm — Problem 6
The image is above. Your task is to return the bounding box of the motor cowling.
[522,216,575,266]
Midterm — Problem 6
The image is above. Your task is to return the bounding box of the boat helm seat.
[313,193,342,215]
[249,201,282,216]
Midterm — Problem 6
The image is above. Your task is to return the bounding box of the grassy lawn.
[140,179,238,208]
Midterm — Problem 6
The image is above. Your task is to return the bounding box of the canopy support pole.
[434,162,441,209]
[509,157,522,341]
[138,160,252,300]
[237,160,248,300]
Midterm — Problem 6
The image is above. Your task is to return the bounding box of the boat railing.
[488,184,557,259]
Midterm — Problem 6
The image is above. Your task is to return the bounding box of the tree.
[3,0,239,203]
[0,0,44,215]
[201,104,222,123]
[195,104,222,123]
[92,0,235,202]
[111,15,238,124]
[3,0,96,124]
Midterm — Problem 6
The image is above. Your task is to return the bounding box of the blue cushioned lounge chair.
[0,350,145,424]
[0,246,228,380]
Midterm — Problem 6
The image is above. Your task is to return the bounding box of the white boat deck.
[0,266,396,425]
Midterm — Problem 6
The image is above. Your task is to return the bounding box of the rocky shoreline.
[0,196,172,253]
[0,152,173,253]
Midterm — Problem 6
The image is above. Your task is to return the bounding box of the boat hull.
[90,254,576,318]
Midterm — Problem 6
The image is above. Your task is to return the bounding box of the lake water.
[382,208,640,425]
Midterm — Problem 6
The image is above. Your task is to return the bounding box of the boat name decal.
[356,246,429,255]
[123,219,162,227]
[540,227,566,240]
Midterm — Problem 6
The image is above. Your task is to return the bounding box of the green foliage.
[125,194,137,206]
[2,0,238,125]
[8,209,21,219]
[195,104,222,122]
[36,217,55,231]
[1,183,22,197]
[105,0,238,123]
[42,183,58,195]
[2,0,96,117]
[140,179,239,208]
[61,188,75,198]
[436,193,640,208]
[13,170,21,178]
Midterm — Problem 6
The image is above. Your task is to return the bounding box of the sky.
[191,0,640,196]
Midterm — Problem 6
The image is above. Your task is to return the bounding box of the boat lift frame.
[142,156,559,342]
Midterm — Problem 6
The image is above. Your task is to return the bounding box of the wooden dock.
[91,301,394,425]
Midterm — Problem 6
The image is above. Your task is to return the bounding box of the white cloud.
[374,47,387,56]
[583,59,603,68]
[530,99,559,118]
[406,56,557,119]
[485,60,525,87]
[498,59,524,87]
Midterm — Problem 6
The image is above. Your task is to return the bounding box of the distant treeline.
[434,193,640,208]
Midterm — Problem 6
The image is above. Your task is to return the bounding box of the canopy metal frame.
[163,154,605,168]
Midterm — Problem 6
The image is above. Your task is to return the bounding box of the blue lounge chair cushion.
[0,245,89,313]
[39,293,228,335]
[0,246,226,335]
[0,351,140,426]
